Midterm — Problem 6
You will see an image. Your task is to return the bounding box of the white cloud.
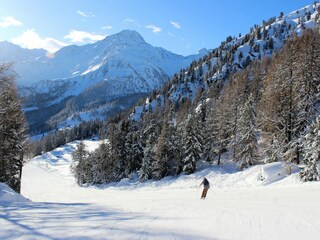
[0,16,23,28]
[101,25,112,30]
[64,30,105,43]
[124,18,136,23]
[170,21,181,29]
[77,11,94,18]
[146,25,162,33]
[11,29,67,53]
[123,18,140,27]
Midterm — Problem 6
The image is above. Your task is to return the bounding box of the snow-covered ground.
[1,140,320,240]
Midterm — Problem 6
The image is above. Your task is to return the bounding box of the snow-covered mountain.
[0,41,46,63]
[131,3,320,121]
[9,30,206,88]
[0,30,207,134]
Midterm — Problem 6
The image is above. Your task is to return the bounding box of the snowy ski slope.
[1,140,320,239]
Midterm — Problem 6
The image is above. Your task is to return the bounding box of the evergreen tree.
[71,141,89,185]
[168,125,183,175]
[152,123,170,180]
[182,115,202,174]
[236,94,258,169]
[264,136,282,163]
[199,98,207,123]
[43,134,54,153]
[139,139,154,182]
[90,142,113,184]
[53,130,66,148]
[300,116,320,181]
[126,131,143,176]
[283,138,303,164]
[111,121,130,181]
[0,64,28,193]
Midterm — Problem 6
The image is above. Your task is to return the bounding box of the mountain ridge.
[131,2,320,121]
[0,30,207,134]
[0,30,207,87]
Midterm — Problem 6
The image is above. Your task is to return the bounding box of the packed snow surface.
[1,140,319,239]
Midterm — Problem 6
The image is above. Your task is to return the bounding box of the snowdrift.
[0,183,29,203]
[243,162,301,186]
[257,162,300,184]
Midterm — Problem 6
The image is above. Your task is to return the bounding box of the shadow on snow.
[0,201,213,240]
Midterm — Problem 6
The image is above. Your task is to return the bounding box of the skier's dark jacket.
[201,178,210,189]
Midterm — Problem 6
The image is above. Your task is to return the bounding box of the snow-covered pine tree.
[264,136,282,163]
[195,95,211,161]
[139,139,154,182]
[166,124,183,176]
[112,120,130,181]
[52,130,66,149]
[198,97,207,123]
[236,94,258,169]
[42,134,54,153]
[283,138,303,164]
[71,141,89,185]
[0,64,28,193]
[90,142,113,184]
[300,116,320,181]
[152,122,171,180]
[182,115,202,174]
[126,131,143,177]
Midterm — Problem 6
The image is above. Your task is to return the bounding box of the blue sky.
[0,0,315,56]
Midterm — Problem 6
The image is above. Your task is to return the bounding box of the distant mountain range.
[0,30,208,134]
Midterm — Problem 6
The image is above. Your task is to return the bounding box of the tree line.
[28,120,103,156]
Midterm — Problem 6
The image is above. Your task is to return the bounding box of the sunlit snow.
[1,140,319,239]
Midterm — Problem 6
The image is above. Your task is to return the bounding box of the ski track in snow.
[1,140,320,239]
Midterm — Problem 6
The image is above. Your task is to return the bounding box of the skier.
[200,177,210,199]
